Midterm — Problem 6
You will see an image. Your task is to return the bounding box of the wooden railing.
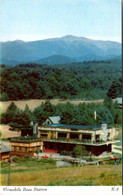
[41,137,120,145]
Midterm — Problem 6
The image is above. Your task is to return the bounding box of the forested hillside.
[0,59,122,101]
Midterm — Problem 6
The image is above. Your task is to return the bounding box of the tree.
[95,106,114,125]
[107,78,122,99]
[9,111,33,136]
[71,107,83,125]
[24,104,32,119]
[0,93,9,101]
[103,97,113,110]
[60,103,74,124]
[7,102,18,112]
[72,145,88,159]
[43,101,55,113]
[1,102,19,124]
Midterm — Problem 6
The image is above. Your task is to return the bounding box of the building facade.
[10,137,43,157]
[38,124,119,156]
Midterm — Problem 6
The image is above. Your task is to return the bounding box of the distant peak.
[61,35,77,40]
[61,35,87,42]
[14,40,25,43]
[62,35,75,38]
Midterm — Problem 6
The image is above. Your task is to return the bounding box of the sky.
[0,0,121,42]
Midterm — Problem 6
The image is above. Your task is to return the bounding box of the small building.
[38,124,119,156]
[0,142,12,161]
[10,137,43,157]
[43,116,61,125]
[113,97,122,109]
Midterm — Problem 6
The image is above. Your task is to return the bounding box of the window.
[14,146,17,151]
[37,146,40,152]
[20,147,22,152]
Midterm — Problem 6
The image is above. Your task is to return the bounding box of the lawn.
[0,158,122,186]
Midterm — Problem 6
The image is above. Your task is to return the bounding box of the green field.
[0,158,122,186]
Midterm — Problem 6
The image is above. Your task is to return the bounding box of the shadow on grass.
[1,168,35,174]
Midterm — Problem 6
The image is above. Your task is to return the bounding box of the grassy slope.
[0,99,104,113]
[0,160,122,186]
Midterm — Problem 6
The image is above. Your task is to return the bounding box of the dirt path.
[0,99,104,113]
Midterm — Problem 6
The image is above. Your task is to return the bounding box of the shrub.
[60,151,63,155]
[25,155,31,159]
[69,151,72,156]
[66,151,69,156]
[87,158,93,162]
[47,158,56,164]
[12,157,21,163]
[41,158,56,164]
[100,173,105,178]
[1,161,9,167]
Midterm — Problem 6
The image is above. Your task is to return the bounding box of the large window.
[58,132,67,138]
[70,133,79,139]
[82,134,91,140]
[41,133,47,138]
[41,131,48,138]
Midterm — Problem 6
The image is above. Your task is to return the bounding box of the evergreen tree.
[1,102,19,124]
[9,110,33,136]
[107,78,122,98]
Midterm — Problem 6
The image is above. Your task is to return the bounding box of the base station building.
[10,123,119,157]
[38,123,119,156]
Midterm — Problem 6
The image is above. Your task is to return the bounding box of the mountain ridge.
[0,35,121,65]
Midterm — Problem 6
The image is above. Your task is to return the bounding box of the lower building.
[0,142,12,161]
[10,137,43,157]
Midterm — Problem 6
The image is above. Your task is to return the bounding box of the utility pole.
[94,110,96,128]
[8,157,11,186]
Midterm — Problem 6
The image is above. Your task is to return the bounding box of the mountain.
[0,59,19,66]
[33,55,77,65]
[0,35,121,65]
